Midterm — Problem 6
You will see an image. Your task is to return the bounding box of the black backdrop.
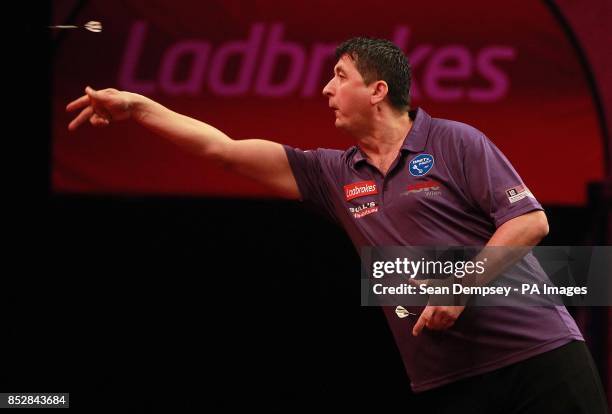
[5,196,606,411]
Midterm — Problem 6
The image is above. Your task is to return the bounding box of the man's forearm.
[129,93,232,161]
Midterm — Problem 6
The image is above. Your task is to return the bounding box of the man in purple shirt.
[67,37,608,413]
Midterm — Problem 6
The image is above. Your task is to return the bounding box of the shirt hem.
[410,334,583,393]
[494,203,543,228]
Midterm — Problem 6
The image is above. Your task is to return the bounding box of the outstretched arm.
[66,87,300,199]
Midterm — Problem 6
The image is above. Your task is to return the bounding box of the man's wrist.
[128,92,149,123]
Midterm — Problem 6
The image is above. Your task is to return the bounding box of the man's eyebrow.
[335,66,346,74]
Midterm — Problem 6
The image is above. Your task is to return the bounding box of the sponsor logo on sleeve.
[409,154,434,176]
[505,184,534,203]
[348,201,378,219]
[344,180,378,201]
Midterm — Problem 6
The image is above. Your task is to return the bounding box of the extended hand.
[66,86,133,131]
[412,305,465,336]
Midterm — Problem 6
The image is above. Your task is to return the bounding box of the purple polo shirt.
[283,108,583,392]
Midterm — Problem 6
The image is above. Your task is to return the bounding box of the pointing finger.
[66,94,91,112]
[413,306,433,336]
[68,106,93,131]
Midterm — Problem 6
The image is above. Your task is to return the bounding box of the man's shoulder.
[427,116,490,154]
[285,145,354,174]
[310,146,356,164]
[430,116,486,140]
[315,146,354,156]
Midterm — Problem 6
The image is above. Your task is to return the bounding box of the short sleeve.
[283,145,340,224]
[461,134,543,228]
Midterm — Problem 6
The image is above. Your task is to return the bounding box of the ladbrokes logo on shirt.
[344,180,378,201]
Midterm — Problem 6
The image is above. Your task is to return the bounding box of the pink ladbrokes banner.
[52,0,604,204]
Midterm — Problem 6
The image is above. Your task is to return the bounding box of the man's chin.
[333,121,355,137]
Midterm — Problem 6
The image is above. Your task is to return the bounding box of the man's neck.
[357,112,413,160]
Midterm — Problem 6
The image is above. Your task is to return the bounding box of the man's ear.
[371,80,389,105]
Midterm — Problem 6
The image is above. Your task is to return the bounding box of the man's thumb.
[85,86,98,98]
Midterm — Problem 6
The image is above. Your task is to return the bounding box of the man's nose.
[322,79,334,97]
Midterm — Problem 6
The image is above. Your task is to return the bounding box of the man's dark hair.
[335,37,411,111]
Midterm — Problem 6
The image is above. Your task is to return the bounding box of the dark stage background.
[5,1,610,411]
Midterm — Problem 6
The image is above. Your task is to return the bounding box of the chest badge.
[344,180,378,201]
[409,153,434,177]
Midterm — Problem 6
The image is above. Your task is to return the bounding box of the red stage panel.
[52,0,604,204]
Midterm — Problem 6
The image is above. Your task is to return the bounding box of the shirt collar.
[350,107,432,168]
